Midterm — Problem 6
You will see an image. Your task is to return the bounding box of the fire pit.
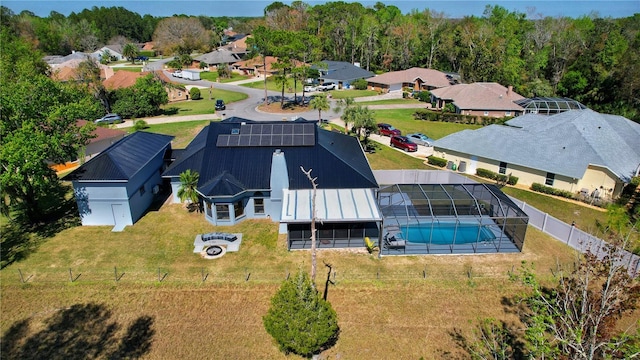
[206,246,223,256]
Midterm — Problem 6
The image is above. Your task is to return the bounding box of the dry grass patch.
[0,201,607,359]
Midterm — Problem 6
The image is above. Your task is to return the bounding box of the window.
[205,202,212,217]
[499,162,507,175]
[254,198,265,214]
[545,172,555,186]
[234,201,244,218]
[139,186,145,196]
[505,111,511,116]
[216,204,230,220]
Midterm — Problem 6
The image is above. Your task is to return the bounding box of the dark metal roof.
[316,61,375,82]
[163,118,379,197]
[65,131,174,181]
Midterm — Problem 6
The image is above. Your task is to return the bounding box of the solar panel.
[217,122,316,147]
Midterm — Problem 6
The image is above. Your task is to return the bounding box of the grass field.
[0,201,582,359]
[160,89,248,116]
[199,71,251,83]
[373,109,483,139]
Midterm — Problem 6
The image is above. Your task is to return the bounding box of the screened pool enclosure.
[378,183,528,255]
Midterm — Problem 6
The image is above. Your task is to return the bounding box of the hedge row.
[476,168,518,185]
[427,156,447,168]
[530,183,575,199]
[413,109,510,126]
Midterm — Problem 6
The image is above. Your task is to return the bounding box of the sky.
[3,0,639,19]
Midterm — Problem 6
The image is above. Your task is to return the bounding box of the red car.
[377,123,401,137]
[390,135,417,152]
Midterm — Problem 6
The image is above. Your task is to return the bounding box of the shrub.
[189,87,201,100]
[351,78,367,90]
[412,109,510,126]
[476,168,519,185]
[444,103,456,113]
[531,183,575,199]
[415,91,431,102]
[263,270,339,357]
[133,119,148,131]
[476,168,496,180]
[427,156,447,168]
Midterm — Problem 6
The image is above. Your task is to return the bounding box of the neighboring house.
[78,120,127,160]
[103,70,188,102]
[44,51,96,67]
[163,118,381,249]
[430,82,525,118]
[314,61,375,89]
[194,48,243,69]
[49,57,115,81]
[65,131,174,231]
[222,35,249,57]
[432,109,640,199]
[94,45,125,61]
[366,67,456,93]
[51,120,126,173]
[231,56,305,77]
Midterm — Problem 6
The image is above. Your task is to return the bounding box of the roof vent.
[275,149,281,154]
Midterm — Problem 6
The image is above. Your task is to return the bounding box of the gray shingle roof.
[316,61,374,82]
[65,131,174,181]
[433,110,640,181]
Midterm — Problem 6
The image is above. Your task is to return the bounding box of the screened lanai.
[515,97,588,115]
[377,183,528,255]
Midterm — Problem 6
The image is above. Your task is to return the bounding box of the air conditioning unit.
[152,185,160,195]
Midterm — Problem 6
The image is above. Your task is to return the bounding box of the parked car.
[172,70,182,78]
[317,82,336,91]
[377,123,401,137]
[95,113,123,125]
[390,135,417,152]
[215,99,226,111]
[136,56,149,61]
[406,133,434,147]
[304,85,317,92]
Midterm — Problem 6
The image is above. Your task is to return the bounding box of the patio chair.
[384,233,406,248]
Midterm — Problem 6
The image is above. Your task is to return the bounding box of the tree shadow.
[1,196,80,269]
[1,303,155,360]
[447,319,526,360]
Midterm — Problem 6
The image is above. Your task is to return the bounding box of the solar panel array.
[217,123,315,147]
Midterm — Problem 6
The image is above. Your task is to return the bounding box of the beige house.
[432,110,640,200]
[430,82,525,118]
[366,67,455,93]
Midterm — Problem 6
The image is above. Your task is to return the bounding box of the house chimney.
[507,85,512,96]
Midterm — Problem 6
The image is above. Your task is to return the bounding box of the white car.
[172,70,182,78]
[317,82,336,91]
[304,85,317,92]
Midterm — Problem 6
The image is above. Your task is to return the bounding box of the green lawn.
[160,89,248,116]
[373,109,483,139]
[358,98,422,105]
[241,78,306,93]
[199,71,251,83]
[329,89,377,99]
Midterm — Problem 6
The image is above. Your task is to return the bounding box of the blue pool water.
[400,222,496,245]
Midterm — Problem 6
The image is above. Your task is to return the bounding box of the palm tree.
[122,43,139,64]
[177,170,200,210]
[309,94,330,123]
[336,97,355,133]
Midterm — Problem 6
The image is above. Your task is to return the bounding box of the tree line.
[1,3,638,120]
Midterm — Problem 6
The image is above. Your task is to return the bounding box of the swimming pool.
[400,222,496,245]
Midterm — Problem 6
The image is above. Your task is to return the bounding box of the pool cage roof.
[515,97,588,115]
[378,183,527,220]
[378,183,529,255]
